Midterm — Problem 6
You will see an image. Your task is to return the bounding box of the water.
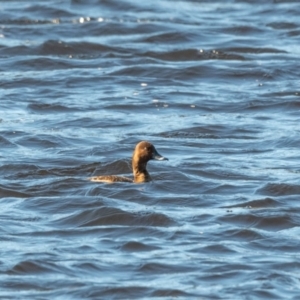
[1,0,300,299]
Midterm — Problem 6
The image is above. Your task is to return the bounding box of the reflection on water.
[1,0,300,298]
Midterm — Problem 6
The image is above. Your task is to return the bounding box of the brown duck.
[89,141,168,183]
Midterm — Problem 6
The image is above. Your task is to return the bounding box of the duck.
[89,141,168,183]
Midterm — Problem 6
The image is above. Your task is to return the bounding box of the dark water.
[1,0,300,299]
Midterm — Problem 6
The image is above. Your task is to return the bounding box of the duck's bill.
[152,149,168,161]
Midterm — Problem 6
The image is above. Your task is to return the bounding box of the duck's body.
[89,141,168,183]
[90,175,133,183]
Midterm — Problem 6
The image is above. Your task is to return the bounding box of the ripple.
[223,46,287,54]
[8,260,56,275]
[257,183,300,196]
[16,135,66,149]
[226,228,264,241]
[267,22,298,30]
[38,40,115,56]
[120,241,160,252]
[143,48,246,62]
[159,125,259,140]
[55,206,176,227]
[219,211,296,232]
[0,186,30,198]
[201,243,237,254]
[27,102,78,113]
[223,197,280,209]
[0,135,16,148]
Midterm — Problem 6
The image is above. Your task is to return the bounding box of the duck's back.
[89,175,133,183]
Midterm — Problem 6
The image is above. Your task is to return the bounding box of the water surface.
[1,0,300,299]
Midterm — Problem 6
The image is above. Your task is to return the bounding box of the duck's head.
[133,141,168,163]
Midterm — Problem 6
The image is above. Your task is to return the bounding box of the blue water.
[1,0,300,299]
